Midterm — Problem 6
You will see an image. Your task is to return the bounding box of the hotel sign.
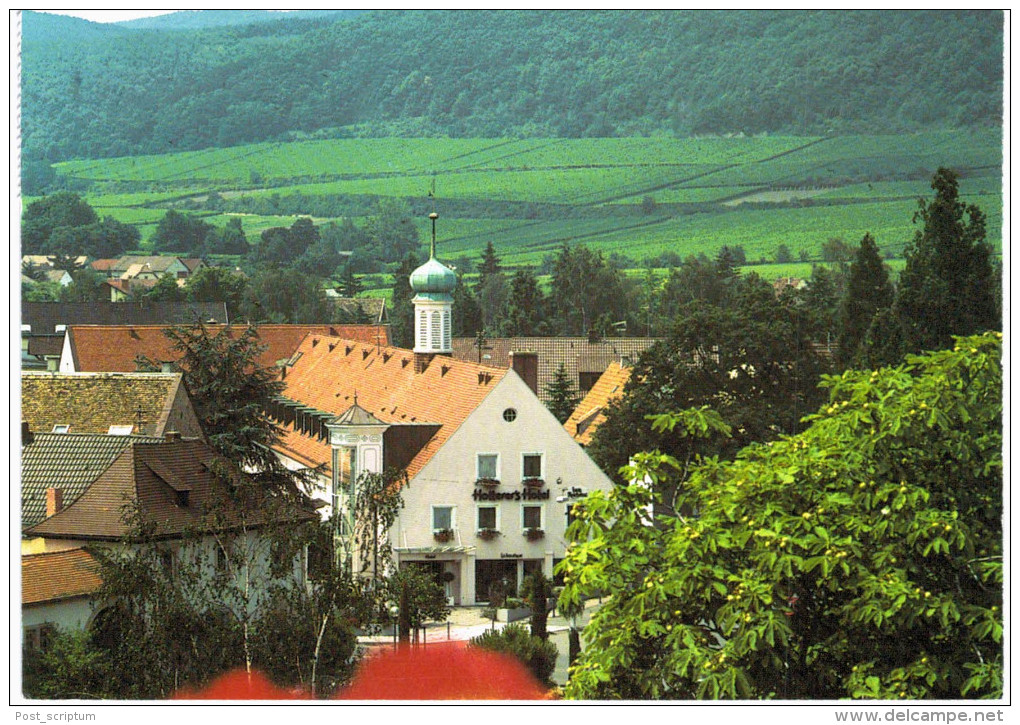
[472,488,550,501]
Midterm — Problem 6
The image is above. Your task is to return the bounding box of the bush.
[470,623,558,686]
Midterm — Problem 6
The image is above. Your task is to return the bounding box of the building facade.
[270,225,613,604]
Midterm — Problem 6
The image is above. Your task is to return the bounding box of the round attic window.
[502,408,518,423]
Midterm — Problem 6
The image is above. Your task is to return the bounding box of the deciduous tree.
[559,332,1002,700]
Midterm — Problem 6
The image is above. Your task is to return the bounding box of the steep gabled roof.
[451,336,658,403]
[22,301,229,332]
[331,297,388,324]
[21,432,164,530]
[275,337,507,478]
[22,548,102,606]
[21,371,190,438]
[25,438,317,541]
[564,362,632,446]
[109,255,183,274]
[66,324,389,373]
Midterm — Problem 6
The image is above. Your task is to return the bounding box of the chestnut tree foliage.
[558,333,1002,700]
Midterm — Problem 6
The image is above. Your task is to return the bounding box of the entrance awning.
[394,545,475,555]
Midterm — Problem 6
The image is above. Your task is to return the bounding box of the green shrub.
[470,623,558,686]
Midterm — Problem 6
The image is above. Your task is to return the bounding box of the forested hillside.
[21,10,1002,175]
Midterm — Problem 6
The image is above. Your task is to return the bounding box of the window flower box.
[476,477,500,488]
[433,528,454,543]
[524,527,545,541]
[522,478,545,488]
[477,528,500,541]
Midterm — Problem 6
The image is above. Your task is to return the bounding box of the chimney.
[509,351,539,396]
[46,487,63,517]
[22,421,33,446]
[165,431,181,442]
[414,352,434,374]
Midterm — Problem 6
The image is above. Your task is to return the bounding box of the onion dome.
[410,212,457,298]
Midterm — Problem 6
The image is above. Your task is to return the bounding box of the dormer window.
[51,425,69,434]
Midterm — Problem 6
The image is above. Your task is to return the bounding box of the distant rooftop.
[22,301,229,333]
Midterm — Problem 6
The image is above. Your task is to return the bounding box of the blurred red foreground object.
[173,669,306,700]
[338,642,551,700]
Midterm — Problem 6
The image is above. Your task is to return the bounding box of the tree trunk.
[398,580,411,644]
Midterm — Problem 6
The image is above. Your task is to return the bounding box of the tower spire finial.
[429,212,438,259]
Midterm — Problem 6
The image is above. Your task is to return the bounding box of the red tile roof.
[25,438,317,541]
[22,548,102,605]
[274,338,507,479]
[564,362,632,446]
[67,324,389,373]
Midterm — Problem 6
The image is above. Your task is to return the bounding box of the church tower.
[410,212,457,372]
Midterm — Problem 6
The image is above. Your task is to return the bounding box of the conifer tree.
[544,363,579,423]
[836,233,894,368]
[389,252,420,349]
[895,168,998,353]
[476,241,502,290]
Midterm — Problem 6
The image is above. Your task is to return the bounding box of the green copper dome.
[410,255,457,296]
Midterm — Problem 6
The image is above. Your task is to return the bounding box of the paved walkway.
[357,597,604,685]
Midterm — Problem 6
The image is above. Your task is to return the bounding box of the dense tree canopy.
[560,332,1002,700]
[21,10,1002,172]
[589,276,831,499]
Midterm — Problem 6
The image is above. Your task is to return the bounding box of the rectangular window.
[477,453,499,480]
[431,311,442,350]
[432,505,454,531]
[477,505,498,530]
[24,624,56,652]
[523,505,543,530]
[523,453,543,479]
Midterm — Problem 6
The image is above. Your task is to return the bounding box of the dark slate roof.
[21,371,188,438]
[332,297,388,324]
[21,301,229,334]
[25,438,317,541]
[21,432,164,530]
[331,401,387,427]
[451,337,660,403]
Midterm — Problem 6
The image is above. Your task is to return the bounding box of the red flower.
[173,670,306,700]
[337,642,550,700]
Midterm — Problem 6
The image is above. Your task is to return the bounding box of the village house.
[59,323,389,374]
[22,548,103,650]
[20,301,228,370]
[563,361,632,447]
[21,435,317,649]
[21,431,165,541]
[451,335,658,404]
[90,255,204,281]
[269,219,614,605]
[21,371,204,440]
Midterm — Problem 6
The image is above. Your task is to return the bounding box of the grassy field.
[48,129,1003,274]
